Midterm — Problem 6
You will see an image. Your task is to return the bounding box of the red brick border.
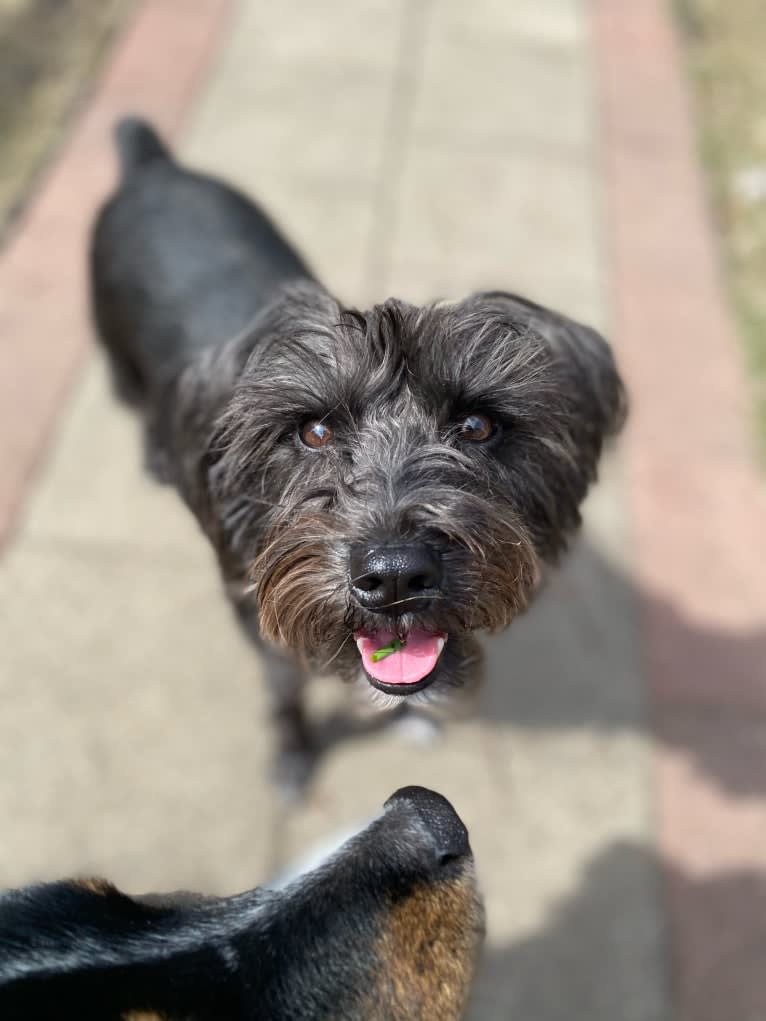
[0,0,235,548]
[592,2,766,1019]
[592,0,766,706]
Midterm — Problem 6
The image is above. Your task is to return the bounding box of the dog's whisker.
[318,631,355,672]
[374,594,450,610]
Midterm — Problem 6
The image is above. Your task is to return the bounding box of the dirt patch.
[0,0,133,241]
[676,0,766,456]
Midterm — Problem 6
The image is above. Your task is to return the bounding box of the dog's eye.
[300,419,334,449]
[458,413,495,443]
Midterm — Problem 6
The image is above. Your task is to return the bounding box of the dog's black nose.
[385,786,471,864]
[349,544,442,613]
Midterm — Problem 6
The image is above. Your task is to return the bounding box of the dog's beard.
[250,500,540,705]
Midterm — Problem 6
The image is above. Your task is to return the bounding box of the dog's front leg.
[230,596,315,800]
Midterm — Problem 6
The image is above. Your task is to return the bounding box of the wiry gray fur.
[91,118,627,792]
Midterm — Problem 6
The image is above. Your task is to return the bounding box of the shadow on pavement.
[481,537,766,799]
[468,841,766,1021]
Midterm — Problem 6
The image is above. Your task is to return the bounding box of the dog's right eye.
[457,413,496,443]
[300,419,334,449]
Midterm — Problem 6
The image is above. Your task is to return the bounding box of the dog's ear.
[442,290,627,556]
[464,290,627,452]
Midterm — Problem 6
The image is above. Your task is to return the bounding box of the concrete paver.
[0,513,278,893]
[385,146,603,315]
[183,0,405,304]
[411,17,592,154]
[18,362,208,556]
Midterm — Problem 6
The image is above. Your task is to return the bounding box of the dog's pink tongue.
[357,630,445,686]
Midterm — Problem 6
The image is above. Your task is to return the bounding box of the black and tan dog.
[0,787,483,1020]
[91,119,626,789]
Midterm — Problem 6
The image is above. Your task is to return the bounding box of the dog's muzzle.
[349,543,447,695]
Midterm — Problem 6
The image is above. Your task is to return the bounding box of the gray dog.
[91,118,627,793]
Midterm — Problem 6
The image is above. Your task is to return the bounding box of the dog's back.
[90,118,314,407]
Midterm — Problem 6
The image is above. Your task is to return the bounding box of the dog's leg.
[260,644,314,800]
[231,596,314,800]
[103,343,145,408]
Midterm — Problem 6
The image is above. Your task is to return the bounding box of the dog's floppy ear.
[466,289,627,454]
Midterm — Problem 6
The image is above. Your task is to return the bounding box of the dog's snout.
[385,786,471,865]
[349,544,442,613]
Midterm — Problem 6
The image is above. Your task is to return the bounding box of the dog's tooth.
[435,637,445,655]
[355,637,366,653]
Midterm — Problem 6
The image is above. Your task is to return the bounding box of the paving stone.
[0,540,276,894]
[383,146,600,300]
[428,0,584,49]
[412,17,592,153]
[19,359,212,559]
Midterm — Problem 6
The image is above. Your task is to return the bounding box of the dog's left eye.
[300,419,334,449]
[457,413,496,443]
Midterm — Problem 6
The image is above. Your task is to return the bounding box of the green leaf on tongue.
[370,637,406,662]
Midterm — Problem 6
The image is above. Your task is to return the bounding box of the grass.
[676,0,766,456]
[0,0,133,241]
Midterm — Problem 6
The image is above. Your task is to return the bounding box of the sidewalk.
[0,2,764,1019]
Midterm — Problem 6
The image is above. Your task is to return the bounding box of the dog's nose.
[385,786,471,865]
[349,544,442,613]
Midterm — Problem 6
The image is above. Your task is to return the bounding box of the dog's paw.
[391,710,443,748]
